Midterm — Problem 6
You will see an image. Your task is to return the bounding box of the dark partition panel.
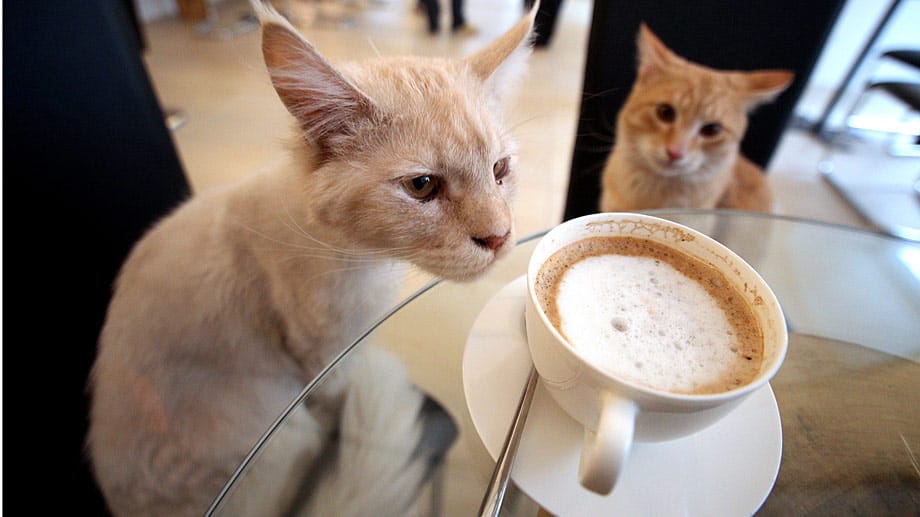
[562,0,845,221]
[3,0,191,513]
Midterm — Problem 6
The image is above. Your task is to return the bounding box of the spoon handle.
[478,365,540,517]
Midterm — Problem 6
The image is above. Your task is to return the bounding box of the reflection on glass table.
[207,210,920,516]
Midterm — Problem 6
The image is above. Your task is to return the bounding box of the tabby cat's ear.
[464,0,538,102]
[252,1,379,158]
[636,23,684,80]
[735,70,795,111]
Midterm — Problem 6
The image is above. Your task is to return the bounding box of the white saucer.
[462,276,782,516]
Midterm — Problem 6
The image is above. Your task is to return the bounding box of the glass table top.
[207,210,920,516]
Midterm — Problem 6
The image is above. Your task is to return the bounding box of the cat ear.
[736,70,795,111]
[636,23,683,80]
[252,1,379,157]
[464,1,537,101]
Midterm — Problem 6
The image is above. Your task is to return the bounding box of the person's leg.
[533,0,563,47]
[419,0,440,33]
[449,0,464,30]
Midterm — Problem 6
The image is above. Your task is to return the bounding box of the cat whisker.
[233,220,334,253]
[273,252,389,265]
[269,239,428,265]
[234,220,406,262]
[581,87,624,101]
[508,113,557,133]
[274,198,421,259]
[277,198,345,254]
[296,260,414,286]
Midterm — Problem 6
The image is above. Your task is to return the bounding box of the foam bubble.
[611,317,629,332]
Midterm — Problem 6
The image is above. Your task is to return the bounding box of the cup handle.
[577,394,636,495]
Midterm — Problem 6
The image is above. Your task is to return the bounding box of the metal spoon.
[478,365,540,517]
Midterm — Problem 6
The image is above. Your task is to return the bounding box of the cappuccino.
[534,236,763,394]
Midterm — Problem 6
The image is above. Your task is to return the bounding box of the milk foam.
[554,253,756,394]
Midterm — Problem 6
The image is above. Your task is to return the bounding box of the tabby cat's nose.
[472,231,510,252]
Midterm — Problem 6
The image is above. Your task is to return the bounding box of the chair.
[819,48,920,241]
[4,0,191,512]
[841,49,920,157]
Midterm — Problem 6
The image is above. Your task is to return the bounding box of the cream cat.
[600,24,793,213]
[87,3,537,516]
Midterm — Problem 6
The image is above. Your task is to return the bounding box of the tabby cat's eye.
[655,103,676,123]
[401,175,439,200]
[493,157,511,185]
[700,122,723,137]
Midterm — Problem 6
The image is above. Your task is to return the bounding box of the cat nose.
[666,147,684,162]
[472,231,510,252]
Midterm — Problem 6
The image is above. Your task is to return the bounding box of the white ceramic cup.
[524,213,787,495]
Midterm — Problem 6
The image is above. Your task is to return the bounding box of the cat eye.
[699,123,723,137]
[655,103,676,123]
[401,175,439,200]
[493,157,511,185]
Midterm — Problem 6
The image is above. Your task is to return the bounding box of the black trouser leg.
[533,0,563,47]
[450,0,465,30]
[420,0,439,33]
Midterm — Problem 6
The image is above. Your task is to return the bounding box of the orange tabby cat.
[600,24,793,213]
